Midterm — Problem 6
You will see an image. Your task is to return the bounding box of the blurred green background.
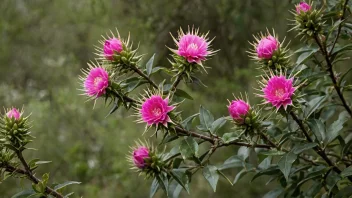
[0,0,322,197]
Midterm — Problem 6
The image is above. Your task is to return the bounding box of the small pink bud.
[140,95,175,126]
[296,2,311,14]
[228,100,250,122]
[84,67,109,97]
[256,35,279,59]
[6,108,21,120]
[133,146,150,169]
[103,38,123,60]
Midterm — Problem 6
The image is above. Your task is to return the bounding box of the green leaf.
[54,181,81,191]
[339,67,352,87]
[258,156,272,170]
[181,113,199,130]
[278,152,297,181]
[146,54,155,76]
[170,170,189,193]
[202,165,219,192]
[251,166,281,182]
[156,173,169,196]
[11,190,36,198]
[341,166,352,178]
[221,132,239,143]
[218,155,243,170]
[179,137,198,159]
[307,119,326,142]
[259,150,286,156]
[325,111,349,144]
[296,48,319,65]
[263,188,283,198]
[304,96,326,118]
[210,117,226,134]
[335,186,352,198]
[237,146,250,161]
[167,180,183,198]
[35,161,52,165]
[150,178,159,198]
[292,143,318,155]
[175,89,193,100]
[199,105,214,130]
[332,43,352,56]
[233,169,248,184]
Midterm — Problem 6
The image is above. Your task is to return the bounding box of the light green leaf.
[278,152,297,181]
[296,48,319,65]
[218,155,243,170]
[325,111,349,144]
[146,54,155,76]
[54,181,81,191]
[258,156,272,170]
[221,132,239,143]
[259,150,286,156]
[293,143,318,155]
[307,119,326,142]
[233,169,248,184]
[210,117,226,134]
[199,105,214,130]
[202,165,219,192]
[237,146,250,160]
[179,137,198,159]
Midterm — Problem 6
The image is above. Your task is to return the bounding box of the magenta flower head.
[228,100,250,123]
[171,27,216,64]
[80,65,109,98]
[296,2,311,14]
[103,38,123,60]
[256,35,279,59]
[138,94,175,127]
[132,146,150,169]
[260,74,296,110]
[6,108,21,120]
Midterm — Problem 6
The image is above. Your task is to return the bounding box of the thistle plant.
[2,0,352,197]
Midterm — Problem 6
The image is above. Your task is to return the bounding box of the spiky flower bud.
[0,108,32,150]
[96,30,142,74]
[128,141,165,178]
[248,30,290,71]
[290,2,324,39]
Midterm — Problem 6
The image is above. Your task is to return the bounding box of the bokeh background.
[0,0,334,197]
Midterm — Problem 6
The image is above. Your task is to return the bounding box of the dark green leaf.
[175,89,193,100]
[278,152,297,181]
[218,155,243,170]
[202,165,219,192]
[325,111,349,144]
[307,119,326,142]
[179,137,198,159]
[292,143,318,154]
[181,113,199,130]
[54,181,81,191]
[199,105,214,130]
[146,54,155,76]
[233,169,248,184]
[167,180,183,198]
[156,173,168,196]
[210,117,226,134]
[335,186,352,198]
[304,96,326,118]
[341,166,352,178]
[251,166,281,182]
[258,156,272,170]
[150,178,159,198]
[263,188,283,198]
[170,170,189,193]
[296,48,319,65]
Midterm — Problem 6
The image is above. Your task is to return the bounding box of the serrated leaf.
[278,152,297,181]
[54,181,81,191]
[325,111,349,144]
[307,119,326,142]
[292,143,318,154]
[199,105,214,130]
[146,54,155,76]
[175,89,193,100]
[202,165,219,192]
[304,96,326,118]
[181,113,199,130]
[210,117,226,134]
[179,137,198,159]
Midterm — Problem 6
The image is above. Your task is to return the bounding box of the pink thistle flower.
[6,108,21,120]
[171,27,216,64]
[140,95,175,127]
[228,100,250,122]
[103,38,123,60]
[262,75,295,110]
[83,67,109,98]
[296,2,311,14]
[256,35,279,59]
[132,146,150,169]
